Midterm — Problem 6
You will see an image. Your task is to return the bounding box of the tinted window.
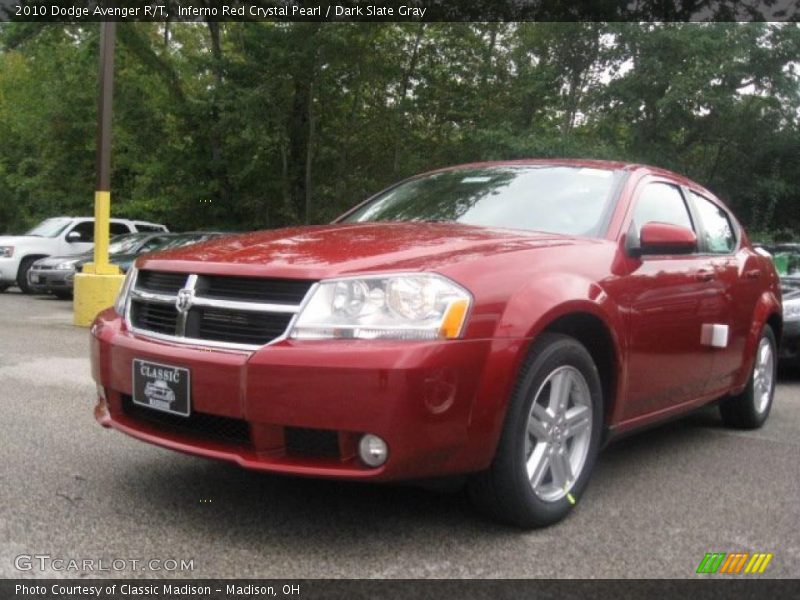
[343,166,623,237]
[110,222,131,235]
[690,192,736,254]
[633,183,694,234]
[68,221,95,243]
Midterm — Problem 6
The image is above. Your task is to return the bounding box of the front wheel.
[719,325,776,429]
[469,333,603,528]
[16,257,38,294]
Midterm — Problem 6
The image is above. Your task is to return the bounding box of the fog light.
[358,434,388,468]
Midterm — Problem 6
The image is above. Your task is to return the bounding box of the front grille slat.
[201,276,313,305]
[194,307,292,346]
[137,271,187,294]
[130,270,313,348]
[130,300,178,335]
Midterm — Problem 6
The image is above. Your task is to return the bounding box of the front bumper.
[91,309,517,481]
[0,257,18,284]
[27,268,74,293]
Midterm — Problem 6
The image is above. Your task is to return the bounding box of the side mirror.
[637,222,697,256]
[66,231,82,242]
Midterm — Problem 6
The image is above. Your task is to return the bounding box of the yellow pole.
[74,22,123,326]
[83,191,117,275]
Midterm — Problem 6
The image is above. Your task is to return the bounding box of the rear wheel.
[469,333,603,528]
[720,325,776,429]
[16,257,38,294]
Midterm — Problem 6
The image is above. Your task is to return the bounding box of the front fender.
[463,274,624,470]
[497,273,624,345]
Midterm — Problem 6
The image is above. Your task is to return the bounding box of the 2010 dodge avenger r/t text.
[90,159,781,528]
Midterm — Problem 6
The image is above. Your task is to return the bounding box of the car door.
[686,190,758,395]
[617,180,726,421]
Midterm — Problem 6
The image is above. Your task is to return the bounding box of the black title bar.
[2,0,798,22]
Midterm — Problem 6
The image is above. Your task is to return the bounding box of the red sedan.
[90,159,781,528]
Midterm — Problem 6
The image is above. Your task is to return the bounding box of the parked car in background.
[758,243,800,365]
[0,217,167,293]
[28,232,223,299]
[92,159,781,528]
[74,232,226,275]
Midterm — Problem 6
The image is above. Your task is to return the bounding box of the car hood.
[35,252,93,267]
[0,235,45,247]
[139,222,591,279]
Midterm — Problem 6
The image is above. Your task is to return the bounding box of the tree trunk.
[205,21,232,210]
[393,24,425,175]
[286,24,321,223]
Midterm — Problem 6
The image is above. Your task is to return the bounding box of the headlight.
[0,246,13,258]
[113,266,137,316]
[290,273,471,340]
[55,261,78,271]
[783,297,800,321]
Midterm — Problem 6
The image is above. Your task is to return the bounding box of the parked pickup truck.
[0,216,167,293]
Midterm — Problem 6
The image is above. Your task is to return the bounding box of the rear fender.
[733,291,781,392]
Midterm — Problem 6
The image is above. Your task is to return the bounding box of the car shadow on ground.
[110,403,736,544]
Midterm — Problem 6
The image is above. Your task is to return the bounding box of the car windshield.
[342,166,623,237]
[109,233,150,255]
[24,217,72,238]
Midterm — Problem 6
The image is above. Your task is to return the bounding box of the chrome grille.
[127,270,315,350]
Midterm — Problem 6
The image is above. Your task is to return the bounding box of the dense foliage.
[0,22,798,238]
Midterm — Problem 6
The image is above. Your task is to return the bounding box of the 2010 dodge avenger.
[90,159,781,527]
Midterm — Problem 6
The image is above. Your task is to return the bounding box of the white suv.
[0,216,168,293]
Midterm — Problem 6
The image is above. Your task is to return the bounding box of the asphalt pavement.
[1,289,798,579]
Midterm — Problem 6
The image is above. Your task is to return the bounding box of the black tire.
[53,290,73,300]
[16,257,38,294]
[469,333,603,528]
[720,325,777,429]
[0,284,9,293]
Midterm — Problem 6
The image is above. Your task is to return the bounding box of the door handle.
[744,269,761,280]
[695,270,715,282]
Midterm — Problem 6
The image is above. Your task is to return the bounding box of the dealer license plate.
[132,359,191,417]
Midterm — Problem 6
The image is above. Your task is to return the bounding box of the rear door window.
[689,192,736,254]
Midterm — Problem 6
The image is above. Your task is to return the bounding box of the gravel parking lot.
[1,289,798,579]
